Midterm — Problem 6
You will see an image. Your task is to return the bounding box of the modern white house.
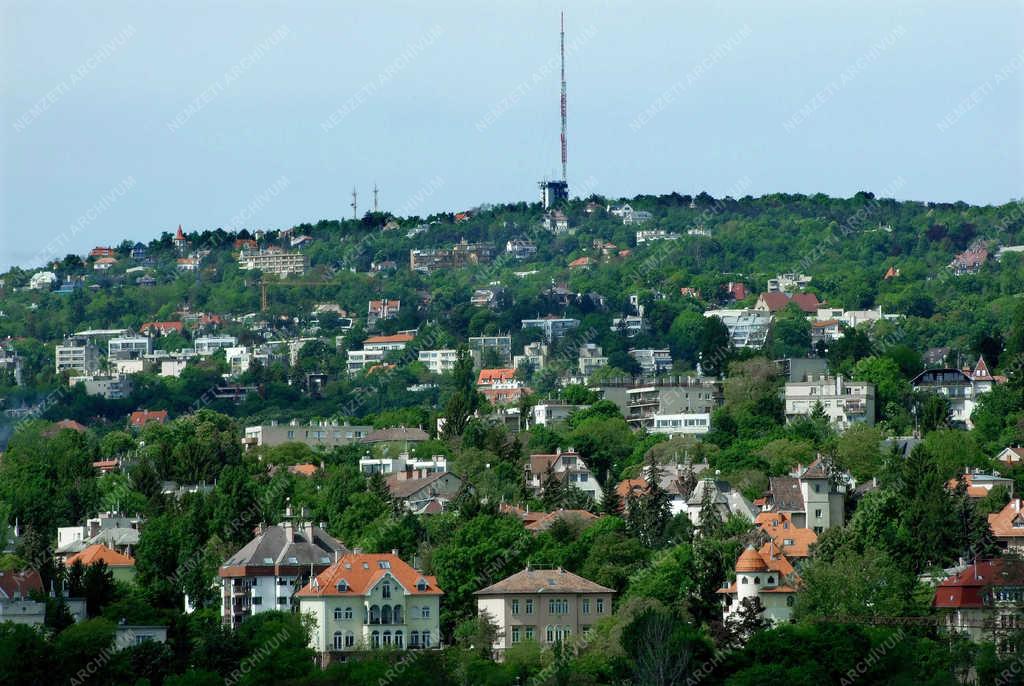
[649,412,711,436]
[911,357,999,429]
[298,552,443,666]
[521,316,580,342]
[55,336,101,374]
[418,349,458,374]
[194,336,238,356]
[784,375,875,430]
[703,309,773,349]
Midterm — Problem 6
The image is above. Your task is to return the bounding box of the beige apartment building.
[475,568,614,653]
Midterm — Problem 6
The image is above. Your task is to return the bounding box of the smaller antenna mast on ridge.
[373,183,379,213]
[351,187,358,221]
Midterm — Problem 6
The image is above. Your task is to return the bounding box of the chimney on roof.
[353,547,363,555]
[283,520,294,542]
[304,521,314,542]
[391,549,399,556]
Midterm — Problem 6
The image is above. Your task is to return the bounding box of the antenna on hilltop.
[560,9,567,183]
[351,187,358,221]
[373,183,379,213]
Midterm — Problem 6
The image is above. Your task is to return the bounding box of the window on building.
[422,631,431,648]
[344,632,355,648]
[333,631,343,650]
[417,579,429,591]
[815,509,823,519]
[252,596,262,605]
[393,605,402,623]
[421,606,431,619]
[371,631,380,649]
[786,595,795,607]
[334,607,344,620]
[512,626,521,643]
[383,631,392,646]
[546,626,554,643]
[511,599,520,615]
[525,626,535,640]
[344,606,353,620]
[277,596,287,605]
[370,605,380,624]
[381,582,392,599]
[381,605,393,624]
[596,598,605,613]
[525,599,534,614]
[395,631,403,649]
[410,631,420,648]
[582,599,590,615]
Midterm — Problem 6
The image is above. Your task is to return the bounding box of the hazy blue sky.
[2,0,1022,270]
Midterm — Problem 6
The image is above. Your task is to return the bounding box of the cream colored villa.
[297,552,442,665]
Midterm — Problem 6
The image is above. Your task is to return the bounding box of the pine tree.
[540,463,567,510]
[697,479,724,539]
[601,474,622,515]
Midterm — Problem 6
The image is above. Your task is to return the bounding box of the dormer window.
[336,579,348,592]
[416,578,428,592]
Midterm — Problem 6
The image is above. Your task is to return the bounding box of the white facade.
[531,403,585,427]
[108,336,151,360]
[521,317,580,341]
[195,336,238,355]
[628,349,672,375]
[784,375,875,430]
[237,250,308,276]
[578,344,608,377]
[359,453,448,476]
[56,338,100,374]
[71,374,133,399]
[347,349,385,374]
[649,412,711,436]
[418,349,459,374]
[704,309,773,349]
[28,271,58,290]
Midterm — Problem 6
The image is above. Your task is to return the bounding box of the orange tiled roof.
[477,368,517,385]
[616,478,649,500]
[65,544,135,568]
[754,511,817,558]
[288,464,319,477]
[364,333,415,344]
[129,410,168,427]
[296,553,441,597]
[736,546,769,572]
[989,499,1024,539]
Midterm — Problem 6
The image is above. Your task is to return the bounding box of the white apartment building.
[513,341,548,372]
[55,337,100,374]
[237,250,308,276]
[347,349,384,375]
[704,309,773,349]
[784,375,876,430]
[531,403,586,427]
[359,452,448,476]
[71,374,134,400]
[418,349,458,375]
[521,317,580,342]
[195,336,238,356]
[469,335,512,365]
[612,316,646,338]
[628,349,672,376]
[649,412,712,436]
[243,420,372,450]
[108,336,151,360]
[578,344,608,378]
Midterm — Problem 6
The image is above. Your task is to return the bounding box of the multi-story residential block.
[71,374,133,399]
[526,449,601,503]
[0,343,24,386]
[810,319,842,347]
[364,333,414,353]
[784,375,875,429]
[242,420,372,450]
[470,287,507,309]
[476,568,614,652]
[703,309,773,349]
[194,336,238,355]
[237,249,308,276]
[521,316,580,341]
[359,452,448,476]
[513,341,548,372]
[628,348,672,375]
[531,403,586,427]
[469,334,512,366]
[598,377,721,430]
[635,229,680,244]
[219,512,348,629]
[409,240,494,274]
[505,239,537,260]
[367,299,401,329]
[56,336,100,374]
[649,413,711,436]
[418,349,459,374]
[577,343,608,378]
[542,210,570,234]
[766,273,812,293]
[108,335,151,360]
[298,552,443,664]
[611,316,646,338]
[346,349,384,375]
[911,357,999,429]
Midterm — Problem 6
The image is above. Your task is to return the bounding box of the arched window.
[381,581,392,599]
[410,630,420,648]
[332,631,343,650]
[393,605,403,623]
[754,576,761,584]
[741,577,748,584]
[395,630,404,649]
[767,576,774,585]
[786,595,795,607]
[382,605,393,624]
[422,630,431,648]
[333,607,344,620]
[546,625,554,643]
[371,630,381,648]
[344,631,355,648]
[383,630,392,646]
[370,604,381,624]
[343,606,353,620]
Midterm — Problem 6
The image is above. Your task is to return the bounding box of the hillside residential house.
[0,570,46,626]
[359,453,447,476]
[65,544,136,584]
[469,334,513,366]
[628,348,671,375]
[526,449,601,503]
[542,210,570,234]
[988,499,1024,551]
[523,509,599,534]
[55,336,101,374]
[635,229,680,244]
[763,458,846,533]
[418,349,459,374]
[298,552,443,665]
[172,225,188,250]
[950,245,989,276]
[681,477,757,525]
[56,512,143,560]
[475,568,614,652]
[194,336,238,355]
[367,299,401,329]
[996,447,1024,469]
[649,413,712,436]
[140,321,184,336]
[577,343,608,378]
[71,374,133,400]
[754,511,818,562]
[754,291,822,314]
[521,316,580,341]
[359,427,430,446]
[409,240,494,273]
[243,420,372,450]
[364,333,415,352]
[513,341,549,372]
[219,513,348,628]
[911,358,999,429]
[28,271,58,290]
[934,559,1024,649]
[784,375,875,429]
[718,546,798,625]
[237,249,308,276]
[385,470,466,514]
[766,273,812,294]
[598,377,721,431]
[470,287,507,309]
[531,403,586,428]
[612,316,646,338]
[108,335,151,360]
[506,239,538,260]
[703,309,773,348]
[129,409,167,428]
[947,471,1014,499]
[810,319,842,346]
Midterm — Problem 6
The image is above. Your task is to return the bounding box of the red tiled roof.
[288,464,319,477]
[297,553,441,597]
[65,544,135,568]
[364,333,414,345]
[50,419,87,433]
[140,321,183,334]
[129,410,168,427]
[477,368,517,385]
[0,570,42,599]
[989,500,1024,539]
[934,559,1024,609]
[616,478,649,500]
[524,509,599,532]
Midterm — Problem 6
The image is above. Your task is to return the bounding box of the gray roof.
[768,477,805,512]
[360,427,429,444]
[222,523,347,571]
[475,568,614,595]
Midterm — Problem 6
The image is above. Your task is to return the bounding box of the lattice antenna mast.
[373,183,379,213]
[560,11,567,183]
